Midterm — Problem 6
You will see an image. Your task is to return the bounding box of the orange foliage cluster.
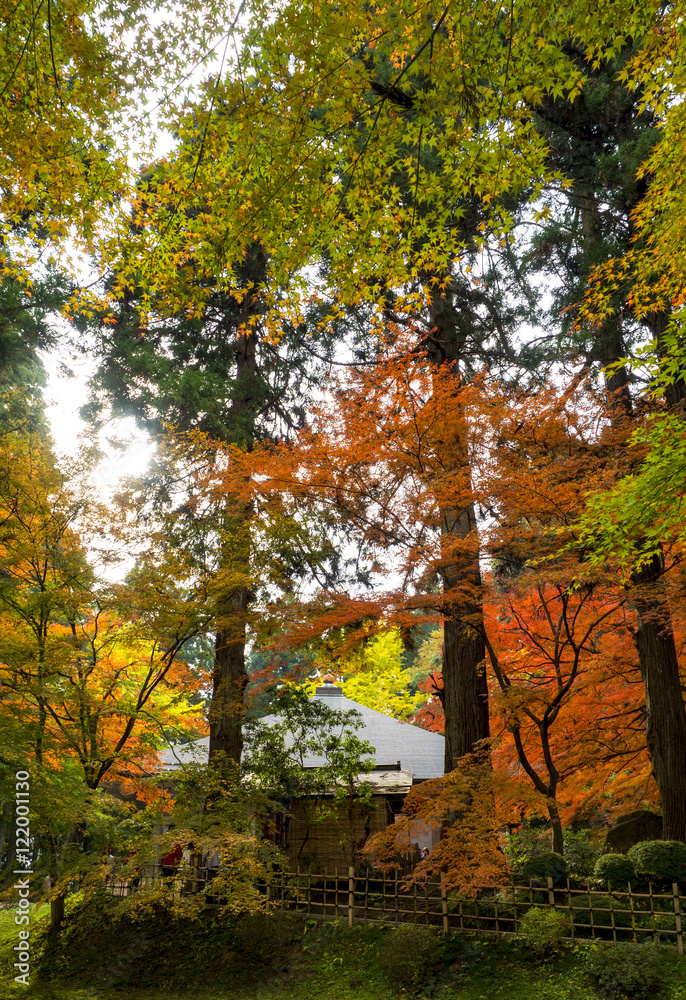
[187,348,682,853]
[364,752,509,895]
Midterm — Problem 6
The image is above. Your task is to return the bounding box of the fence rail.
[107,865,684,953]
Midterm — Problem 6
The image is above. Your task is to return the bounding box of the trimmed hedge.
[628,840,686,884]
[519,851,569,886]
[594,853,637,889]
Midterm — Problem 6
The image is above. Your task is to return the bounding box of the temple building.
[160,680,445,869]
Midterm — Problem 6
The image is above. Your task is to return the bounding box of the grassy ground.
[2,901,685,1000]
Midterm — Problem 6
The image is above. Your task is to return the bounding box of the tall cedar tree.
[531,49,686,841]
[342,95,530,768]
[88,233,345,768]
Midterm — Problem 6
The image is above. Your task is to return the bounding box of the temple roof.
[160,682,445,782]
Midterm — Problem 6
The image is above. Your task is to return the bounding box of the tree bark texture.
[633,557,686,841]
[426,291,489,773]
[50,892,65,932]
[206,309,261,768]
[208,587,250,767]
[441,505,489,772]
[598,313,686,842]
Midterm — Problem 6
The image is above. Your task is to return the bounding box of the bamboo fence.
[265,868,684,953]
[108,865,684,953]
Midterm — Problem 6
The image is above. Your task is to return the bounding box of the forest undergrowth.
[2,903,685,1000]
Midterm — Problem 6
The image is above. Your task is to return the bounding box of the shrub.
[505,825,554,869]
[585,942,663,1000]
[594,854,637,890]
[377,924,439,990]
[519,851,569,886]
[628,841,686,884]
[518,908,570,954]
[564,829,604,880]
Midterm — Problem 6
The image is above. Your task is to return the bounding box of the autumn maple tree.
[0,0,231,280]
[0,403,210,923]
[196,353,685,858]
[4,0,686,922]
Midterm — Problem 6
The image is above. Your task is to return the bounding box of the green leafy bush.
[628,840,686,884]
[377,924,439,990]
[594,854,637,890]
[505,824,554,869]
[585,942,663,999]
[564,829,604,880]
[519,851,569,886]
[518,908,570,953]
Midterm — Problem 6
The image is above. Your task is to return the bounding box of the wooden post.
[673,883,683,955]
[628,883,637,944]
[547,876,554,908]
[567,879,574,943]
[266,862,272,914]
[425,882,430,928]
[364,870,369,925]
[649,882,656,944]
[608,883,616,944]
[587,883,595,939]
[511,877,518,935]
[442,884,449,936]
[494,886,500,939]
[395,869,399,924]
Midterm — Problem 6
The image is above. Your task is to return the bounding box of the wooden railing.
[106,864,684,953]
[266,868,684,953]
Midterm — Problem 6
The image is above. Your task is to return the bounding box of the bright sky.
[41,346,154,492]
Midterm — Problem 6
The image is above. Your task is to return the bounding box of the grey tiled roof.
[160,684,445,781]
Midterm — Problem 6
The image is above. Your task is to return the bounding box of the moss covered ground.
[1,899,685,1000]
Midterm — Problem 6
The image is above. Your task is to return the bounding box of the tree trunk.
[208,587,250,768]
[46,835,65,932]
[207,317,261,770]
[441,505,489,771]
[426,291,489,772]
[633,556,686,841]
[547,799,564,855]
[599,313,686,841]
[50,892,65,932]
[598,317,633,418]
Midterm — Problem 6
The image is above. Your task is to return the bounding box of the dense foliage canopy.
[2,0,686,917]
